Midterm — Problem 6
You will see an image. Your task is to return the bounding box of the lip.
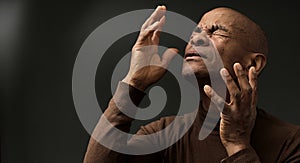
[184,51,208,59]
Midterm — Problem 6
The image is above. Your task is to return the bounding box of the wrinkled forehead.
[199,8,250,36]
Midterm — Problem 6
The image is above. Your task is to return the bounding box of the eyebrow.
[214,24,229,32]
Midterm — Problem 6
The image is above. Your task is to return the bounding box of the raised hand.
[122,5,178,91]
[204,63,258,156]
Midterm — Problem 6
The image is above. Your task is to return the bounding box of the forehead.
[199,8,249,34]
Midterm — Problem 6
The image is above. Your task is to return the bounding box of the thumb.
[161,48,178,68]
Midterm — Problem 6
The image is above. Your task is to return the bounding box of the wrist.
[122,77,147,91]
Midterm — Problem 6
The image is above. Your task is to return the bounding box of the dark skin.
[122,6,267,157]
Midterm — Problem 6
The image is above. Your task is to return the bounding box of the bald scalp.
[205,7,268,55]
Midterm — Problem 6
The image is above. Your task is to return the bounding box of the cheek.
[212,39,241,70]
[211,38,226,58]
[211,36,228,51]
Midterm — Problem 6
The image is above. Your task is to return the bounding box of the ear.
[246,53,267,75]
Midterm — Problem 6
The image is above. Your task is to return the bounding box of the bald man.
[84,6,300,163]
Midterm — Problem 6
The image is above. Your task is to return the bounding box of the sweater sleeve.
[220,147,261,163]
[83,81,160,163]
[220,127,300,163]
[278,128,300,163]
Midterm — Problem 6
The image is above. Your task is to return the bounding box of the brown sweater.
[84,82,300,163]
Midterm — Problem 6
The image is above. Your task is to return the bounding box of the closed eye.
[209,24,230,38]
[210,24,227,32]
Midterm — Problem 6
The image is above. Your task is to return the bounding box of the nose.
[190,32,209,46]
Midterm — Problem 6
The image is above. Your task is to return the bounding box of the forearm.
[84,137,126,163]
[84,81,145,163]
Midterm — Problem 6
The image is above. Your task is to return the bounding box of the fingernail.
[235,63,243,70]
[204,85,211,93]
[221,68,229,76]
[252,67,256,74]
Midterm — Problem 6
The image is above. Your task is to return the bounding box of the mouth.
[184,51,208,60]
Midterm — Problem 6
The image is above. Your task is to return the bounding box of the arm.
[204,63,261,162]
[205,63,300,162]
[83,82,145,163]
[278,128,300,163]
[84,82,164,163]
[84,5,177,163]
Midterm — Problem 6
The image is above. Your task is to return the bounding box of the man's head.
[182,7,267,84]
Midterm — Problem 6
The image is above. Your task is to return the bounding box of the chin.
[182,61,210,85]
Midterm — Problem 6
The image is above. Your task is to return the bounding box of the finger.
[234,63,252,93]
[248,66,257,89]
[161,48,178,68]
[148,6,166,26]
[137,20,161,43]
[142,5,166,30]
[249,66,258,107]
[204,85,228,112]
[220,68,240,100]
[152,16,166,44]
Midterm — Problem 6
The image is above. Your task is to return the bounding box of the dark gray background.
[2,0,300,162]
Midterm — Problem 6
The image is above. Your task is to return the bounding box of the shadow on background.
[2,0,300,162]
